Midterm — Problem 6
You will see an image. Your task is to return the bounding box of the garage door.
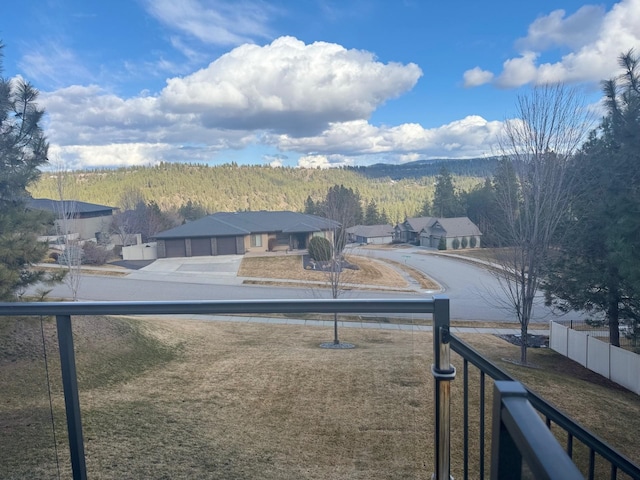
[216,236,237,255]
[165,239,186,257]
[191,238,212,256]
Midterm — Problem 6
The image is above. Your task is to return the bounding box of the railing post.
[490,382,523,480]
[56,315,87,480]
[432,296,455,480]
[490,381,584,480]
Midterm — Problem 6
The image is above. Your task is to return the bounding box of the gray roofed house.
[154,211,339,258]
[347,224,394,245]
[393,216,435,244]
[29,198,117,240]
[419,217,482,249]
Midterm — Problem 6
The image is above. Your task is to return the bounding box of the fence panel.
[550,322,640,395]
[550,322,568,355]
[567,329,588,367]
[610,346,640,395]
[586,336,610,378]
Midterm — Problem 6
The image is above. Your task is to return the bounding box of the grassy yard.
[238,254,439,291]
[1,315,638,479]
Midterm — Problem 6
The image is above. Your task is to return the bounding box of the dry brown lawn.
[2,316,639,479]
[238,254,414,289]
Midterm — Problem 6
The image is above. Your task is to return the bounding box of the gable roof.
[425,217,482,237]
[155,211,339,239]
[405,216,435,232]
[347,224,394,238]
[29,198,116,214]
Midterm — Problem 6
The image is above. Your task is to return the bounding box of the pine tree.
[545,51,640,346]
[432,166,461,217]
[0,41,58,300]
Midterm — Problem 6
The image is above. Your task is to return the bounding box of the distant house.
[347,224,394,245]
[419,217,482,249]
[29,198,117,240]
[393,217,434,244]
[154,211,339,258]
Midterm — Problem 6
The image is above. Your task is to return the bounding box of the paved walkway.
[158,313,548,336]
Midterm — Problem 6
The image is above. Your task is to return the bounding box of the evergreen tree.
[178,200,207,222]
[463,178,495,244]
[303,195,316,215]
[432,166,461,217]
[545,51,640,346]
[321,185,363,233]
[364,200,382,225]
[0,42,58,300]
[420,197,432,216]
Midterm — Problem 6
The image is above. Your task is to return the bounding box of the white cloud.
[159,36,422,135]
[297,154,354,169]
[463,67,494,87]
[495,51,540,88]
[35,35,503,169]
[276,116,503,161]
[516,5,605,51]
[467,0,640,88]
[143,0,276,46]
[49,143,166,170]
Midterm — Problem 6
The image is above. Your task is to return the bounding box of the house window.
[312,232,325,238]
[251,234,262,247]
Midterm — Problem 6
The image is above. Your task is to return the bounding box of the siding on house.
[347,224,394,245]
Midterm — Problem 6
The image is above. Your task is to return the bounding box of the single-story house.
[347,224,394,245]
[393,217,434,244]
[154,211,339,258]
[419,217,482,249]
[29,198,117,240]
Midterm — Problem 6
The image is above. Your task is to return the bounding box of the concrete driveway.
[126,255,244,283]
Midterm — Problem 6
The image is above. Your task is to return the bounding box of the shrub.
[268,237,277,252]
[469,236,477,248]
[308,236,332,262]
[452,237,460,250]
[461,236,468,249]
[437,237,446,250]
[82,242,112,265]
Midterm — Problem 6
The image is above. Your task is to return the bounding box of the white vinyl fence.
[550,321,640,395]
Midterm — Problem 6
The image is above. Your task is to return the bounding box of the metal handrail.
[0,298,436,316]
[449,334,640,479]
[0,297,446,480]
[491,381,583,480]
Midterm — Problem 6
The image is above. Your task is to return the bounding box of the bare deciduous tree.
[314,185,362,347]
[53,159,82,301]
[492,84,590,364]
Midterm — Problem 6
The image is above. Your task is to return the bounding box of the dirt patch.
[496,333,549,348]
[238,254,410,289]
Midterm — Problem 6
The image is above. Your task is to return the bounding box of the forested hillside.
[349,157,498,179]
[30,162,486,223]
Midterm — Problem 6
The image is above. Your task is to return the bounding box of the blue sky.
[1,0,636,169]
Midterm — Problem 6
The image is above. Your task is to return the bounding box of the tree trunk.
[607,294,620,347]
[520,322,528,365]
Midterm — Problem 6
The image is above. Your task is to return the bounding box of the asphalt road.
[348,246,579,324]
[34,247,580,323]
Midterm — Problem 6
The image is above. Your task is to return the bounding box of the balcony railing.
[1,297,638,480]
